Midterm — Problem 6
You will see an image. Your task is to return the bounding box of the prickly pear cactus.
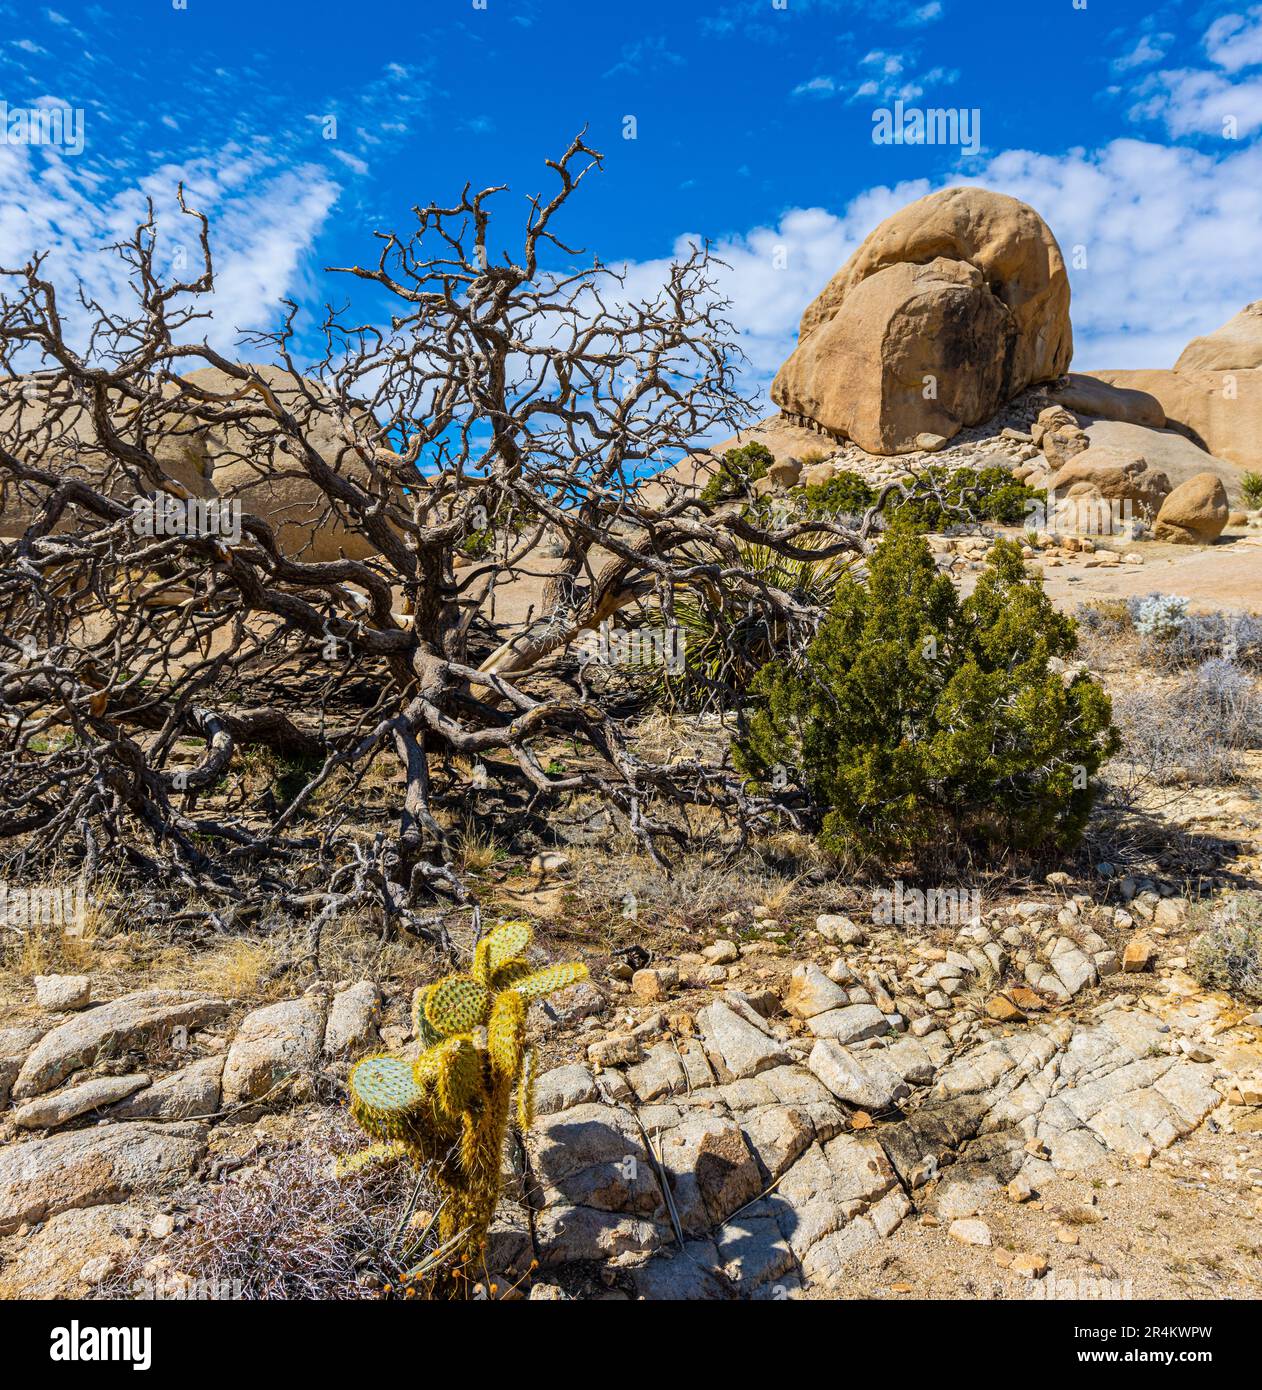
[341,920,587,1291]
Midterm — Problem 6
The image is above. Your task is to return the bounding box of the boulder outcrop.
[772,187,1072,453]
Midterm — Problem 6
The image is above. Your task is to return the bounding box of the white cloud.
[0,143,339,356]
[792,75,838,98]
[330,148,370,176]
[1130,66,1262,137]
[1112,33,1172,72]
[1205,6,1262,72]
[1126,8,1262,136]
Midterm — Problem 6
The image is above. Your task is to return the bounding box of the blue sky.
[3,0,1262,420]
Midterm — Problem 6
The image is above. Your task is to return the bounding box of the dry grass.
[102,1111,430,1300]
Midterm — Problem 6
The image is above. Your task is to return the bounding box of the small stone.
[1007,1175,1034,1203]
[587,1035,641,1068]
[1122,939,1155,973]
[323,981,381,1057]
[948,1218,991,1247]
[1055,1226,1079,1245]
[815,914,866,946]
[808,1038,909,1110]
[826,958,857,985]
[916,432,947,452]
[14,1073,151,1130]
[1153,899,1186,928]
[34,975,91,1012]
[150,1213,175,1240]
[1012,1252,1048,1279]
[530,851,571,879]
[985,995,1026,1022]
[702,940,740,966]
[631,969,669,1004]
[785,963,849,1020]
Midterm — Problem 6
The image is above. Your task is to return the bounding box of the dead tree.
[0,136,872,948]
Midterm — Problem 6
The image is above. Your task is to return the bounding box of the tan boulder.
[0,378,216,540]
[1082,419,1246,504]
[1037,406,1090,469]
[767,456,803,488]
[800,459,839,489]
[179,365,393,564]
[773,256,1017,453]
[1087,368,1262,473]
[1175,300,1262,372]
[1,366,402,564]
[1153,472,1229,544]
[1046,373,1164,428]
[772,187,1071,452]
[1048,445,1171,521]
[796,187,1073,379]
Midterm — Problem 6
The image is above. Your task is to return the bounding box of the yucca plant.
[650,540,851,711]
[339,921,587,1293]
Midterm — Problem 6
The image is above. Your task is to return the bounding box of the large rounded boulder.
[772,187,1072,454]
[1153,472,1230,545]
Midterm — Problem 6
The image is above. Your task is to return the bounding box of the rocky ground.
[2,856,1260,1301]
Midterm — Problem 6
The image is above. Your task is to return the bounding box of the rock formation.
[1153,471,1230,545]
[771,187,1073,453]
[1089,301,1262,471]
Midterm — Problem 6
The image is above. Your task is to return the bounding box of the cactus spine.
[344,921,587,1289]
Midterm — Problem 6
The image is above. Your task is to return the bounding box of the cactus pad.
[426,976,491,1035]
[508,960,589,1001]
[487,989,527,1082]
[435,1036,482,1118]
[412,985,443,1048]
[348,1054,425,1140]
[473,920,532,985]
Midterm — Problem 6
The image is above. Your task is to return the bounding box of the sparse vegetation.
[1188,897,1262,1001]
[699,440,775,504]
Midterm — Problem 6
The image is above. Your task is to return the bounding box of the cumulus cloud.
[1126,7,1262,136]
[1112,33,1172,72]
[1205,6,1262,72]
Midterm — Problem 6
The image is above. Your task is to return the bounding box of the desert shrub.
[1105,658,1262,798]
[1131,593,1190,641]
[1188,897,1262,1001]
[803,470,877,519]
[107,1114,425,1300]
[459,528,494,559]
[1242,472,1262,508]
[1075,599,1133,637]
[781,463,1043,536]
[1186,658,1262,746]
[735,528,1119,862]
[1128,593,1262,667]
[700,441,774,504]
[879,465,1042,531]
